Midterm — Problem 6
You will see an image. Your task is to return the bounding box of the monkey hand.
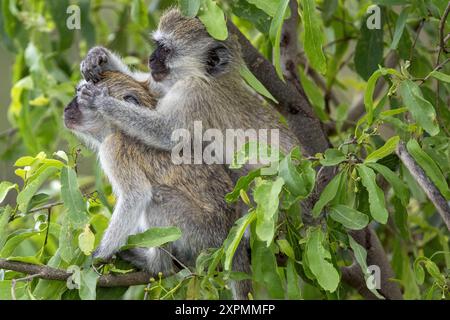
[77,81,109,111]
[92,244,116,262]
[81,46,112,83]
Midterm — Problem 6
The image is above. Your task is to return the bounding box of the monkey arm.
[95,96,180,151]
[81,46,150,83]
[94,197,145,260]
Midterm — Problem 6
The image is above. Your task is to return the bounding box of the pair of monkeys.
[64,9,299,299]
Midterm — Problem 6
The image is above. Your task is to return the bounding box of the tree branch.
[396,142,450,231]
[0,258,154,287]
[227,21,331,157]
[229,15,402,300]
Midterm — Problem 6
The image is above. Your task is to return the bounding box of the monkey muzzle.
[149,51,170,82]
[64,97,82,129]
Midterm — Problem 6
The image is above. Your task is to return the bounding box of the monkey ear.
[206,44,231,76]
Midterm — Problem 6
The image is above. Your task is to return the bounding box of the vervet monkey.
[80,8,299,178]
[64,71,251,299]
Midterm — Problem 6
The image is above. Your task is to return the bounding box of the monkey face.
[150,9,236,86]
[63,97,82,130]
[149,42,171,82]
[63,92,107,142]
[65,71,157,145]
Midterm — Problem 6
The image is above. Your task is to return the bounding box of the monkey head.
[64,71,157,148]
[149,9,241,87]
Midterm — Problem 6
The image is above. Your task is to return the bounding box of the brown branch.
[227,21,331,157]
[0,258,154,287]
[439,2,450,54]
[396,142,450,231]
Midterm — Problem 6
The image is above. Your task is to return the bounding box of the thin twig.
[0,258,155,288]
[439,2,450,53]
[409,18,425,62]
[11,273,41,300]
[396,142,450,231]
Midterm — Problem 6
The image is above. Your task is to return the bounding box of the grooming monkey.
[80,8,299,179]
[64,71,251,299]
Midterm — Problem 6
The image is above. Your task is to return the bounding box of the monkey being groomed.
[80,8,299,182]
[63,71,251,299]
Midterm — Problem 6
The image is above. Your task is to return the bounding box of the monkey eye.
[123,94,140,105]
[160,45,171,55]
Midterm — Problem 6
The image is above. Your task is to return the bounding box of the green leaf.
[254,177,285,245]
[79,0,96,47]
[225,169,261,203]
[329,204,369,230]
[276,239,295,260]
[306,228,340,292]
[179,0,201,17]
[7,255,43,265]
[320,149,346,166]
[391,7,409,50]
[349,235,385,299]
[198,0,228,41]
[0,181,16,204]
[0,206,12,249]
[79,268,100,300]
[0,231,38,258]
[429,70,450,83]
[0,281,27,300]
[301,0,327,74]
[414,261,425,285]
[47,0,74,50]
[364,69,383,124]
[298,66,327,120]
[312,171,343,217]
[247,0,281,16]
[399,80,439,136]
[252,238,284,299]
[121,227,182,250]
[269,0,290,80]
[17,166,59,213]
[240,66,278,103]
[286,259,302,299]
[60,167,88,229]
[131,0,149,28]
[357,165,389,224]
[354,12,384,80]
[366,163,410,206]
[279,150,307,198]
[365,136,400,163]
[78,224,95,256]
[230,0,272,34]
[406,139,450,199]
[59,217,76,263]
[223,211,256,271]
[424,260,445,284]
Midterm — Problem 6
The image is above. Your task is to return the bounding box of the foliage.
[0,0,449,300]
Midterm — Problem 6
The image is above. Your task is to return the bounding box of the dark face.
[63,97,82,129]
[149,42,171,82]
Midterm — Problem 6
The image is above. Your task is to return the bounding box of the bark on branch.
[397,142,450,231]
[0,258,154,287]
[227,21,331,157]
